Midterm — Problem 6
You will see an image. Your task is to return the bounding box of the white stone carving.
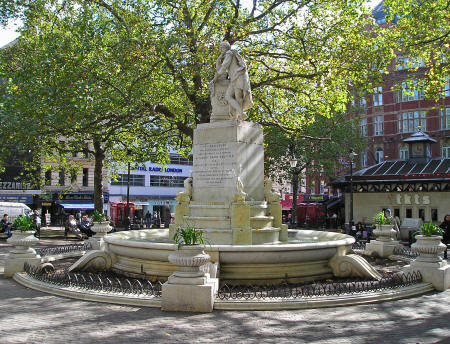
[210,41,253,121]
[69,250,113,272]
[329,253,382,280]
[4,231,41,277]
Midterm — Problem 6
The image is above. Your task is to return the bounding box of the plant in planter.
[5,215,41,277]
[372,211,396,242]
[12,215,37,233]
[373,211,391,225]
[415,221,443,237]
[172,224,205,249]
[412,222,446,263]
[92,210,107,223]
[90,210,112,245]
[169,225,210,278]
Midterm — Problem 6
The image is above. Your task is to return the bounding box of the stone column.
[231,201,252,245]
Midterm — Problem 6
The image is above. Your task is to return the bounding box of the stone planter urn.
[168,245,211,278]
[373,224,397,242]
[4,231,41,277]
[89,221,112,250]
[412,235,447,263]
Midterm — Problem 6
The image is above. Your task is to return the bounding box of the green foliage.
[415,221,443,237]
[264,113,366,186]
[373,211,392,225]
[12,215,37,232]
[172,224,204,249]
[92,210,106,223]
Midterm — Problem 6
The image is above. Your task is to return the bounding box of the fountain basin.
[103,229,355,284]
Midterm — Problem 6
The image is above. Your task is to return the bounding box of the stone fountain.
[71,41,380,290]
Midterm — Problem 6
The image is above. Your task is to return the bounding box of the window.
[401,81,423,102]
[372,86,383,106]
[398,111,426,133]
[394,208,400,218]
[360,118,368,136]
[397,57,424,71]
[443,76,449,97]
[441,108,450,129]
[359,96,367,109]
[70,171,77,184]
[82,168,89,187]
[406,208,412,218]
[45,170,52,186]
[169,154,193,166]
[149,175,185,187]
[443,144,450,158]
[418,209,425,222]
[361,150,367,167]
[399,147,409,160]
[375,148,384,164]
[111,174,145,187]
[59,169,65,186]
[431,209,438,222]
[374,115,383,136]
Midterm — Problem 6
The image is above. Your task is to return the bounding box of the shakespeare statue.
[210,41,253,121]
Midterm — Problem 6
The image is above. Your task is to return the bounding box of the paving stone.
[0,242,449,344]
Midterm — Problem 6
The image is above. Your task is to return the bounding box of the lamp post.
[349,150,358,231]
[125,160,131,230]
[289,156,299,229]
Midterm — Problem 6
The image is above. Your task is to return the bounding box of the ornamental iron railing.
[35,243,93,257]
[216,272,422,301]
[393,245,419,260]
[23,263,162,297]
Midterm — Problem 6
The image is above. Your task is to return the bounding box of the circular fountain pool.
[103,229,355,284]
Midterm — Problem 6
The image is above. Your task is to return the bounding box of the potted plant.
[372,211,396,242]
[90,210,112,238]
[412,221,446,263]
[9,215,39,245]
[168,225,210,278]
[5,215,41,276]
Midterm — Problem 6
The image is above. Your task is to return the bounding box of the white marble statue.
[175,177,192,204]
[211,41,253,121]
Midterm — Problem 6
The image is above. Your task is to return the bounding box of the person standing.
[145,210,152,229]
[31,209,42,238]
[440,214,450,259]
[163,202,171,229]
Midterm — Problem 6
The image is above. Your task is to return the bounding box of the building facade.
[108,153,193,220]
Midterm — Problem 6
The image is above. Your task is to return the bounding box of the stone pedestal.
[366,240,402,258]
[403,235,450,291]
[4,231,41,277]
[89,222,112,250]
[163,246,218,312]
[366,224,401,258]
[192,120,264,204]
[404,261,450,292]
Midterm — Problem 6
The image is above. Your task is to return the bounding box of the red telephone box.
[110,202,135,227]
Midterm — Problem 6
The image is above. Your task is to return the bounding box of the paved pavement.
[0,240,449,344]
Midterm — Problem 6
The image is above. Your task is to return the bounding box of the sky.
[0,0,382,48]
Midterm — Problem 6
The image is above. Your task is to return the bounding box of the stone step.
[183,216,231,229]
[250,216,274,229]
[252,227,280,245]
[250,203,268,217]
[189,204,230,217]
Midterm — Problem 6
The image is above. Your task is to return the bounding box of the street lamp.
[348,150,358,232]
[289,155,299,229]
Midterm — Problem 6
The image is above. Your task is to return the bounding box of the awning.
[132,202,150,206]
[59,202,95,210]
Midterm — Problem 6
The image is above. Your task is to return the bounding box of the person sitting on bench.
[66,215,83,240]
[78,215,94,237]
[0,214,12,238]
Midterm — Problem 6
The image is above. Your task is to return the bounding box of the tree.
[377,0,450,99]
[264,113,366,226]
[0,1,168,211]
